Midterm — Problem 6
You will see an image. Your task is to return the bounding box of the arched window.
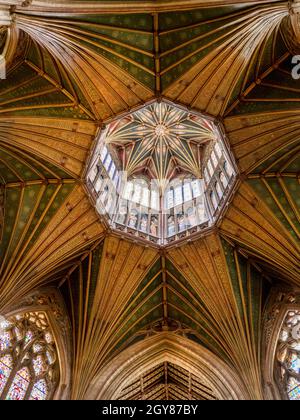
[215,181,222,199]
[214,142,222,158]
[104,153,112,172]
[0,311,59,400]
[127,208,139,229]
[219,172,228,189]
[166,187,174,210]
[132,183,142,203]
[108,161,116,180]
[123,181,133,201]
[207,160,213,177]
[224,161,234,178]
[89,164,98,183]
[276,310,300,400]
[150,189,159,211]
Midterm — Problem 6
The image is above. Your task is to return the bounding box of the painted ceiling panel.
[163,3,289,116]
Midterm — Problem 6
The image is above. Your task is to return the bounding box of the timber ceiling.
[117,362,218,400]
[0,0,299,400]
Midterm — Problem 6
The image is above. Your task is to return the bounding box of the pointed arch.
[85,333,248,400]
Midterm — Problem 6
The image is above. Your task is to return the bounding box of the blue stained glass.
[290,354,300,374]
[33,343,43,353]
[0,331,11,351]
[289,385,300,400]
[0,355,13,396]
[29,379,48,400]
[6,367,30,400]
[33,355,46,375]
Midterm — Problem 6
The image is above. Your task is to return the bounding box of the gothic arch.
[85,333,248,400]
[1,287,72,400]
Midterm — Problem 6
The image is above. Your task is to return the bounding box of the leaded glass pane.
[30,379,48,401]
[0,312,59,400]
[6,367,30,400]
[0,355,13,396]
[277,310,300,400]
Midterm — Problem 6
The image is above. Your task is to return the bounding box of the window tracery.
[86,100,237,245]
[276,310,300,400]
[0,311,59,400]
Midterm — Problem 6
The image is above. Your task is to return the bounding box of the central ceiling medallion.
[85,99,238,246]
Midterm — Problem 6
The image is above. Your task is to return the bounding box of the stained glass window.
[123,182,133,200]
[0,311,59,400]
[6,367,30,400]
[30,379,48,401]
[224,161,234,178]
[141,187,150,208]
[150,189,159,211]
[215,182,223,199]
[214,143,222,158]
[100,145,108,163]
[166,188,174,210]
[191,180,201,198]
[95,176,103,193]
[104,153,112,171]
[174,184,183,206]
[0,355,12,395]
[183,183,192,202]
[132,183,142,203]
[276,310,300,400]
[220,172,228,189]
[211,151,218,168]
[86,100,237,245]
[210,191,218,210]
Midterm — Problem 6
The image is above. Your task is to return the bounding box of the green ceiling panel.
[0,187,22,262]
[247,178,300,245]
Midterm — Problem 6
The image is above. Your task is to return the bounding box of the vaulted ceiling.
[0,0,299,400]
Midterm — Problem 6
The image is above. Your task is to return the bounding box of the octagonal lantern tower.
[85,99,238,246]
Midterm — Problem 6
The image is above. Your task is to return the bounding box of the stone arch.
[262,287,300,400]
[1,287,72,400]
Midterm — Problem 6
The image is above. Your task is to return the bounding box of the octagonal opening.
[85,99,237,246]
